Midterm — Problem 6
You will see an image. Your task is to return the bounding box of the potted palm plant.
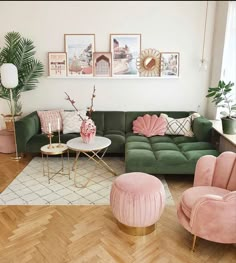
[0,31,44,130]
[206,80,236,134]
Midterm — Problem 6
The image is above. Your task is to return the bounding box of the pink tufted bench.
[110,172,165,236]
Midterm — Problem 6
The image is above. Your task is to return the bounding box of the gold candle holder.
[47,132,54,149]
[57,130,63,148]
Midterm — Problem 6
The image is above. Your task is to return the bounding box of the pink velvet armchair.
[177,151,236,250]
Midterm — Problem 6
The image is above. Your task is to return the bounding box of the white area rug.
[0,157,174,205]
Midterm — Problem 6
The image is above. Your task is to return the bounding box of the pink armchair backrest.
[194,152,236,191]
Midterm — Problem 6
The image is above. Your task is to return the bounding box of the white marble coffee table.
[67,136,117,187]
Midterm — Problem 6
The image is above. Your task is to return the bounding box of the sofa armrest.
[192,116,212,142]
[15,111,40,153]
[189,193,236,243]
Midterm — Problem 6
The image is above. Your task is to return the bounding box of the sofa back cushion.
[125,111,191,133]
[90,111,125,134]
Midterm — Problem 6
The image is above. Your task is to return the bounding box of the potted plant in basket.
[206,80,236,134]
[0,31,44,130]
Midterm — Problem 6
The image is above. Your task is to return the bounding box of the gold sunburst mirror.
[136,49,160,77]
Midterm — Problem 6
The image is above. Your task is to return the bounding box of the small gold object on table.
[57,129,63,148]
[46,132,54,149]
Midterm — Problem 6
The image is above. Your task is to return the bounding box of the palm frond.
[14,38,36,69]
[0,31,44,115]
[21,59,44,91]
[0,32,21,64]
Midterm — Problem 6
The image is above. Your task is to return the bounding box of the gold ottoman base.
[117,221,156,236]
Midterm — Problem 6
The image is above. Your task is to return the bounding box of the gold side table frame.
[67,136,117,188]
[41,143,70,184]
[72,147,117,188]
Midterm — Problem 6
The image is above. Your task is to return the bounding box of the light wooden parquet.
[0,153,235,263]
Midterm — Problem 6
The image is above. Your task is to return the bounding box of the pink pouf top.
[114,172,163,195]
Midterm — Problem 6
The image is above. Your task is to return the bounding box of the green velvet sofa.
[15,111,219,175]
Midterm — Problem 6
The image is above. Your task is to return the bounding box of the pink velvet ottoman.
[0,129,15,153]
[110,172,165,236]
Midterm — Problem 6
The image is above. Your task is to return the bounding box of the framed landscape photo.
[64,34,95,77]
[48,52,67,77]
[160,52,179,77]
[110,34,141,77]
[93,52,112,77]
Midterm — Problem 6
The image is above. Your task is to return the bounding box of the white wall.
[207,1,229,119]
[0,1,216,129]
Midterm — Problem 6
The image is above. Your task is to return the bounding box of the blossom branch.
[64,92,84,121]
[87,85,96,118]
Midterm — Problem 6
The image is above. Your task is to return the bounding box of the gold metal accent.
[41,146,70,184]
[136,49,160,77]
[47,133,54,149]
[117,221,156,236]
[9,89,21,161]
[57,130,64,148]
[73,147,117,188]
[191,235,197,252]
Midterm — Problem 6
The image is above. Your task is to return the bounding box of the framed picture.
[48,52,67,77]
[93,52,112,77]
[160,52,179,77]
[64,34,95,77]
[110,34,141,77]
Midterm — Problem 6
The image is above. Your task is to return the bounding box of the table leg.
[42,153,45,176]
[67,150,70,180]
[46,154,50,184]
[82,149,117,176]
[72,151,80,171]
[61,153,64,172]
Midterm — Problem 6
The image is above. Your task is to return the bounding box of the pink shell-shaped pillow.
[133,114,167,137]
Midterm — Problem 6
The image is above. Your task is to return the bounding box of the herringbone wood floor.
[0,153,235,263]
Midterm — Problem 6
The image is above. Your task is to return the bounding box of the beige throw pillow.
[62,111,87,134]
[160,113,200,137]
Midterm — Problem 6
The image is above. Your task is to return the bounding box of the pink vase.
[80,119,96,144]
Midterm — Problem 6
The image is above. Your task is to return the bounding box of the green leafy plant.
[206,80,236,119]
[0,31,44,115]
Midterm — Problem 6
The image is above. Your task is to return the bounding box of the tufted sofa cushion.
[125,134,219,174]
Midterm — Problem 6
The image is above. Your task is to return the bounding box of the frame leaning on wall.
[160,52,180,77]
[64,34,95,77]
[110,34,141,77]
[93,52,112,77]
[48,52,67,77]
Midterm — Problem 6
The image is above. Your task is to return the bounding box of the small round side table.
[40,143,70,183]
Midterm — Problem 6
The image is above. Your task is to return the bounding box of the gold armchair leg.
[191,235,197,252]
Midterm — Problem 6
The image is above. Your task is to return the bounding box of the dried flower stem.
[88,85,96,118]
[64,92,84,121]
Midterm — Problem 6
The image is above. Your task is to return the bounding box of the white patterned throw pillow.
[160,113,200,137]
[61,111,87,134]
